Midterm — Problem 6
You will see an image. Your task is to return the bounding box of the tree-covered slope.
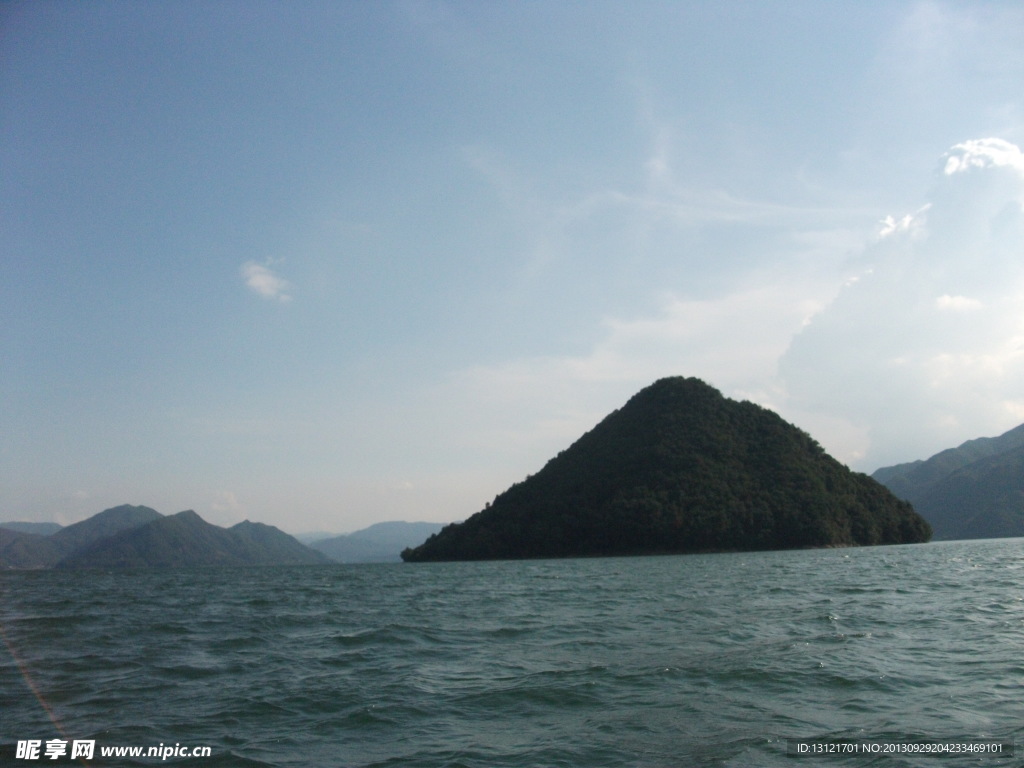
[873,431,1024,540]
[872,423,1024,503]
[403,378,930,562]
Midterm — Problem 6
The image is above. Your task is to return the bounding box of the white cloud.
[241,261,292,303]
[943,138,1024,175]
[780,138,1024,469]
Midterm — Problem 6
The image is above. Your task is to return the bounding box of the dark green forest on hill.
[404,378,931,562]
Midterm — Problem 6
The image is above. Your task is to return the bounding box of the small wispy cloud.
[241,261,292,303]
[878,205,930,239]
[211,490,241,513]
[935,294,983,312]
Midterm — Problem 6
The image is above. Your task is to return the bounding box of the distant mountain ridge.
[0,505,330,569]
[872,423,1024,540]
[51,504,163,556]
[0,504,161,568]
[404,377,930,562]
[0,521,63,536]
[310,521,444,562]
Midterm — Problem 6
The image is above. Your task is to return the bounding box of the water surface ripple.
[2,539,1022,766]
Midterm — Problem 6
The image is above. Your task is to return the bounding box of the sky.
[3,1,1024,534]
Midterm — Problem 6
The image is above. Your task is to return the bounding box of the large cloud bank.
[780,139,1024,469]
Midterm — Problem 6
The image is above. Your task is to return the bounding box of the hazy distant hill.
[873,424,1024,498]
[294,530,341,545]
[0,521,65,568]
[0,504,160,568]
[0,504,331,569]
[230,520,335,565]
[404,377,930,562]
[0,521,63,536]
[873,424,1024,539]
[50,504,163,556]
[0,528,63,568]
[57,510,333,569]
[311,521,444,562]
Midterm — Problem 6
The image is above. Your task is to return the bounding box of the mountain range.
[9,398,1023,567]
[872,423,1024,540]
[0,505,331,569]
[403,377,930,561]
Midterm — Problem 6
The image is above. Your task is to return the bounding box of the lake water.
[2,539,1022,767]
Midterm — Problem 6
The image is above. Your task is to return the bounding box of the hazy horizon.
[0,508,438,539]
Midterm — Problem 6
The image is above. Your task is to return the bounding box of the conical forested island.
[402,377,931,562]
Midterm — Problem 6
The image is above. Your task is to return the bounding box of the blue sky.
[3,1,1024,532]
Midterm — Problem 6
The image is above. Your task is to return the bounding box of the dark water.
[2,540,1023,767]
